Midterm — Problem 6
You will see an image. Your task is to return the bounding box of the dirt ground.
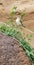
[0,0,34,48]
[0,33,31,65]
[0,0,34,31]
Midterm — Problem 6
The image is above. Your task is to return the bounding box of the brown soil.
[0,33,31,65]
[0,0,34,48]
[0,0,34,31]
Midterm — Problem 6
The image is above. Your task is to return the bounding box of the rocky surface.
[0,33,31,65]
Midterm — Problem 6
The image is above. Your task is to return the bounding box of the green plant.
[10,6,17,17]
[0,24,34,64]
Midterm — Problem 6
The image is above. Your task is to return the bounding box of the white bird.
[16,17,21,25]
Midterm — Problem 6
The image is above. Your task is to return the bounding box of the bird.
[16,16,25,27]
